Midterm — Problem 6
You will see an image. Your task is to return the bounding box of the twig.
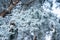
[33,34,37,40]
[0,0,19,17]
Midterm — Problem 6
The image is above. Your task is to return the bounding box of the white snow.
[45,28,55,40]
[0,0,59,40]
[52,0,60,18]
[52,8,60,17]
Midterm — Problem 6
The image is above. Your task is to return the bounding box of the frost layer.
[0,0,60,40]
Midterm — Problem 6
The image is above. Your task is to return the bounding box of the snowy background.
[0,0,60,40]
